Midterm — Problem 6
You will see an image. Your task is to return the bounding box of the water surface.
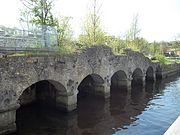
[14,75,180,135]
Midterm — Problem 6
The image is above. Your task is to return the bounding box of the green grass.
[9,51,51,57]
[152,56,180,65]
[166,58,180,64]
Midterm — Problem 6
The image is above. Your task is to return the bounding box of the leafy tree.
[172,35,180,54]
[172,41,180,50]
[20,0,58,26]
[20,0,58,47]
[172,41,180,55]
[127,14,141,41]
[149,42,161,56]
[105,36,126,55]
[57,16,73,46]
[136,37,149,53]
[125,14,141,51]
[79,0,106,46]
[159,41,169,54]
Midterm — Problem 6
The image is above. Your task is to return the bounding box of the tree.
[149,42,161,56]
[136,38,149,53]
[20,0,58,47]
[172,34,180,54]
[126,14,141,51]
[19,9,33,31]
[105,36,126,55]
[20,0,58,26]
[127,14,141,40]
[79,0,106,46]
[57,16,73,46]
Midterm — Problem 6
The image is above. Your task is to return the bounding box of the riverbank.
[156,63,180,79]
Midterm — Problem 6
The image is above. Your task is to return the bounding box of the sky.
[0,0,180,42]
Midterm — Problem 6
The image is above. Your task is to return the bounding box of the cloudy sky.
[0,0,180,42]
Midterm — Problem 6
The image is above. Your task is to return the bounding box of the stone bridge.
[0,45,158,134]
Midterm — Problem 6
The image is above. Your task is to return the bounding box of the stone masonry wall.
[0,45,165,134]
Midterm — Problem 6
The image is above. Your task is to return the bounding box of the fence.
[0,25,58,55]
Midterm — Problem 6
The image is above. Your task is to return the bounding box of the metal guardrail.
[0,46,56,52]
[0,25,58,56]
[0,25,58,49]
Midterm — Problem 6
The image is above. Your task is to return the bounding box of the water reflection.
[13,75,180,135]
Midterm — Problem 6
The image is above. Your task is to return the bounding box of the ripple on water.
[114,76,180,135]
[12,76,180,135]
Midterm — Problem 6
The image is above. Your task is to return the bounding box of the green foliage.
[105,36,126,55]
[57,16,73,46]
[173,34,180,51]
[19,0,178,58]
[21,0,75,51]
[125,38,148,53]
[172,40,180,53]
[79,0,106,46]
[124,14,150,54]
[33,0,57,26]
[20,0,58,47]
[19,10,33,30]
[149,42,161,56]
[58,44,76,55]
[167,58,180,63]
[155,54,167,64]
[78,31,106,46]
[21,0,58,26]
[127,14,141,41]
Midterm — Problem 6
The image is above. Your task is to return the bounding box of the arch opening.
[18,80,67,110]
[77,74,105,100]
[77,74,106,128]
[16,80,69,134]
[111,70,128,92]
[146,66,154,82]
[132,68,144,87]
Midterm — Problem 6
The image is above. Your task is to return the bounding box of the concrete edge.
[164,116,180,135]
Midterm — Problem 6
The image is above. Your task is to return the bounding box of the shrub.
[58,44,76,55]
[155,54,167,64]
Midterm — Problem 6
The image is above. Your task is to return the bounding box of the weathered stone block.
[0,110,17,134]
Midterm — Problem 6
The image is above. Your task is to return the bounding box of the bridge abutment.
[0,105,19,134]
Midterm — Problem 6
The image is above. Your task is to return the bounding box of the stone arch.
[15,80,74,135]
[18,79,69,111]
[111,70,128,91]
[132,68,144,87]
[77,74,105,98]
[146,66,154,81]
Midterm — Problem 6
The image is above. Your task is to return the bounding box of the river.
[12,75,180,135]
